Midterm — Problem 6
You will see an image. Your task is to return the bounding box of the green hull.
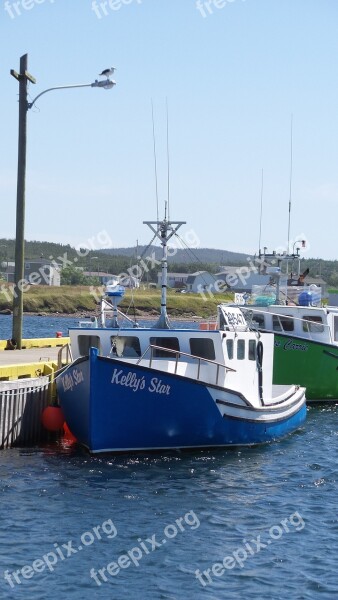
[273,334,338,401]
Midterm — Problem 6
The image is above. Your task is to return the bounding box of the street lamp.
[292,240,306,277]
[292,239,306,256]
[10,54,116,348]
[27,77,116,110]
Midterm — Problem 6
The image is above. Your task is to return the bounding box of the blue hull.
[56,349,306,453]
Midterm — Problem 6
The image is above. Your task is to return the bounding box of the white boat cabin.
[242,304,338,345]
[68,306,275,405]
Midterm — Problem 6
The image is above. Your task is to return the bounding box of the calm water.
[0,314,80,340]
[1,406,338,599]
[1,317,338,599]
[0,314,199,340]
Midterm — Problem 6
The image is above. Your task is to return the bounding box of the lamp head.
[92,79,116,89]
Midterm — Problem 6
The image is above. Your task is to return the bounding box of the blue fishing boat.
[56,219,306,453]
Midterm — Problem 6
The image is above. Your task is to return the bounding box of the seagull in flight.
[99,67,116,78]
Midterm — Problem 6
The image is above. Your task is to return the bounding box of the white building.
[186,271,219,293]
[157,272,189,289]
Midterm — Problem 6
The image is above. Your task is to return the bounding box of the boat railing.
[136,344,236,386]
[243,308,332,342]
[57,343,73,370]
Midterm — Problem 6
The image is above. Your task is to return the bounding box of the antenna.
[287,114,293,254]
[258,168,264,253]
[144,217,186,329]
[166,97,170,221]
[151,100,159,221]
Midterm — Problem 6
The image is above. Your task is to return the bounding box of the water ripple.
[0,406,338,598]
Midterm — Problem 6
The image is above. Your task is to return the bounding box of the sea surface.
[0,314,199,340]
[0,316,338,599]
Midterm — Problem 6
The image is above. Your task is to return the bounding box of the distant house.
[84,271,118,286]
[216,268,271,293]
[217,267,328,300]
[157,272,189,289]
[1,261,14,283]
[25,259,61,286]
[186,271,219,293]
[2,259,62,286]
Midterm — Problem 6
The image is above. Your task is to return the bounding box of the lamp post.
[292,239,306,256]
[292,240,306,277]
[10,54,116,348]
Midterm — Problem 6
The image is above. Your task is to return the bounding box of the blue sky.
[1,0,338,260]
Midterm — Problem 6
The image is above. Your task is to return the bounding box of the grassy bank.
[0,285,234,319]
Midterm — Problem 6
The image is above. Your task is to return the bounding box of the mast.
[258,168,264,254]
[287,114,293,256]
[144,215,186,329]
[151,100,159,222]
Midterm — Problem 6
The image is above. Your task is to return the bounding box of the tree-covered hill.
[1,238,338,285]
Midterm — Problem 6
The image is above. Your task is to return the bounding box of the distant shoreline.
[0,310,206,322]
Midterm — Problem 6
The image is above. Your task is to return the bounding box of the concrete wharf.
[0,338,71,449]
[0,346,61,366]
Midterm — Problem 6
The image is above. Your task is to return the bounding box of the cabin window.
[226,339,233,359]
[189,338,215,360]
[78,335,101,356]
[237,339,245,360]
[272,315,294,332]
[110,336,141,358]
[149,337,180,358]
[249,340,256,360]
[334,316,338,341]
[252,313,265,330]
[302,316,324,333]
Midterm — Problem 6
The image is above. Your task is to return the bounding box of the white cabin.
[241,304,338,345]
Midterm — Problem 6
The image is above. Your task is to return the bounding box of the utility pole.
[10,56,115,348]
[10,54,36,349]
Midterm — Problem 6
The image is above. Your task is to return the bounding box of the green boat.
[241,300,338,402]
[273,331,338,401]
[221,247,338,401]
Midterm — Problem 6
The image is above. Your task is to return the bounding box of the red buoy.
[56,331,62,338]
[41,406,65,431]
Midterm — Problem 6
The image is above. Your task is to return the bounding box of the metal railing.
[136,344,236,386]
[57,343,73,370]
